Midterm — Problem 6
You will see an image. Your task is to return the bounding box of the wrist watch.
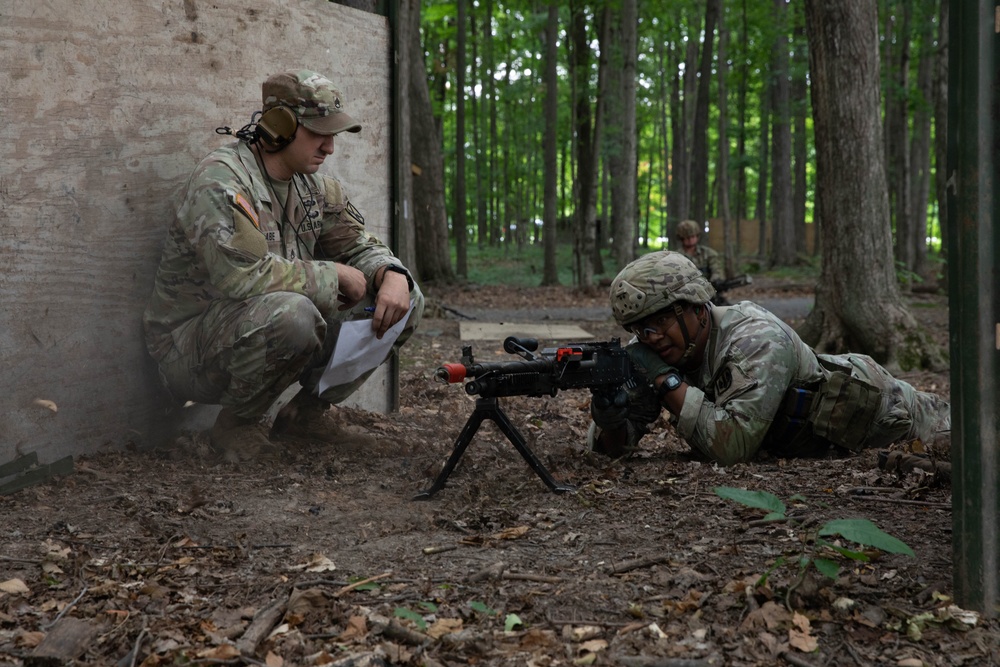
[657,372,683,399]
[381,264,414,292]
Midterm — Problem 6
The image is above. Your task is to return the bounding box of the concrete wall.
[0,0,393,463]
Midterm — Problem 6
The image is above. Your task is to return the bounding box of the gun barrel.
[435,363,468,384]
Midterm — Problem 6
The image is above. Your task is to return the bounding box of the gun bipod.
[413,396,576,500]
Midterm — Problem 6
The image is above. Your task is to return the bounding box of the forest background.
[391,0,949,370]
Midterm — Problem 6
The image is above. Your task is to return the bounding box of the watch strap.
[382,264,414,292]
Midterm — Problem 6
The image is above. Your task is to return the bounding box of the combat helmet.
[676,219,701,238]
[609,251,716,328]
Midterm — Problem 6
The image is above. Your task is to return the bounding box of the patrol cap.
[262,69,362,135]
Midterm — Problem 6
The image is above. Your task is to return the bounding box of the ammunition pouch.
[810,357,882,452]
[763,357,883,456]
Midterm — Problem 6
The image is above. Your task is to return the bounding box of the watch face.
[659,373,682,396]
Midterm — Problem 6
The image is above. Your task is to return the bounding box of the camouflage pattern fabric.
[606,301,949,465]
[609,251,716,327]
[143,140,423,419]
[686,244,725,284]
[261,70,362,135]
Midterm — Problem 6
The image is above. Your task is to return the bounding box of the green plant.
[714,486,914,588]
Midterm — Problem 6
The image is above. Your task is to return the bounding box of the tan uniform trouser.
[155,288,424,419]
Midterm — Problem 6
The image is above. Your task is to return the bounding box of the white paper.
[317,302,414,395]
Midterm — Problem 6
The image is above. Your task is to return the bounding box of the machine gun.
[711,274,753,305]
[414,336,634,499]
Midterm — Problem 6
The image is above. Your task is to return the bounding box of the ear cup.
[256,106,298,147]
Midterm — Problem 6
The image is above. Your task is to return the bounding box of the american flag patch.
[233,192,260,229]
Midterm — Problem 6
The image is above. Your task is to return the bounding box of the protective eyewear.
[629,311,682,341]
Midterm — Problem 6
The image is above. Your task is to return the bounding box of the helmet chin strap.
[674,302,711,367]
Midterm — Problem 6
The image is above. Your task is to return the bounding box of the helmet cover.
[609,251,716,327]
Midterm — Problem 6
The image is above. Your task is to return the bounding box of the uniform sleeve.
[707,250,726,282]
[315,177,406,289]
[181,164,343,316]
[674,323,799,465]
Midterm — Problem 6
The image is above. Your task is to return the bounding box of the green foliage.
[394,606,428,630]
[453,240,620,286]
[421,0,944,270]
[713,486,786,521]
[713,486,914,588]
[468,600,497,616]
[504,613,523,632]
[818,519,915,556]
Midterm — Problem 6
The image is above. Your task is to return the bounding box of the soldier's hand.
[372,268,411,338]
[335,263,368,310]
[590,387,630,431]
[625,342,677,382]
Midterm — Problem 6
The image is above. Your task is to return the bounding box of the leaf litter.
[0,284,995,666]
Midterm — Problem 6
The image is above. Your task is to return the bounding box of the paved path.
[456,295,815,324]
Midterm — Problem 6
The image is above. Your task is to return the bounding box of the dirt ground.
[1,281,996,667]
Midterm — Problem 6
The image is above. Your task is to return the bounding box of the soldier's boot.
[877,449,952,483]
[210,408,279,463]
[270,388,377,450]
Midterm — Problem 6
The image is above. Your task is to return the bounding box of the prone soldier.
[589,251,950,465]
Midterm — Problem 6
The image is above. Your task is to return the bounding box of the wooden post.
[946,0,1000,617]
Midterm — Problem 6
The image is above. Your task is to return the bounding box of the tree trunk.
[669,8,701,238]
[791,4,809,256]
[394,0,416,275]
[607,0,638,269]
[717,8,736,277]
[888,2,914,286]
[408,0,453,283]
[691,0,719,227]
[801,0,942,370]
[910,13,934,281]
[932,0,948,286]
[770,0,795,266]
[541,2,559,286]
[570,1,595,287]
[755,84,770,260]
[735,0,749,248]
[453,0,468,277]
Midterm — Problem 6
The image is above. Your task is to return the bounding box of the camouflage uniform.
[597,252,949,465]
[676,220,725,283]
[686,244,725,284]
[143,82,423,419]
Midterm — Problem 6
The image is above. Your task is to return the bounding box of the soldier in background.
[589,252,949,466]
[143,69,423,458]
[676,219,725,285]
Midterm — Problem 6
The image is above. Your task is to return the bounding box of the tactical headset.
[254,105,298,148]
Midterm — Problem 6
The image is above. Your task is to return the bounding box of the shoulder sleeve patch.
[233,192,260,229]
[712,363,757,404]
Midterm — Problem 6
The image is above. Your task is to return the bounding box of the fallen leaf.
[789,628,818,652]
[196,644,240,660]
[339,615,369,641]
[264,651,284,667]
[570,625,603,642]
[16,630,45,648]
[579,639,608,653]
[0,579,30,595]
[791,612,811,633]
[33,398,58,412]
[490,526,531,540]
[740,601,792,632]
[289,553,337,572]
[427,617,463,639]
